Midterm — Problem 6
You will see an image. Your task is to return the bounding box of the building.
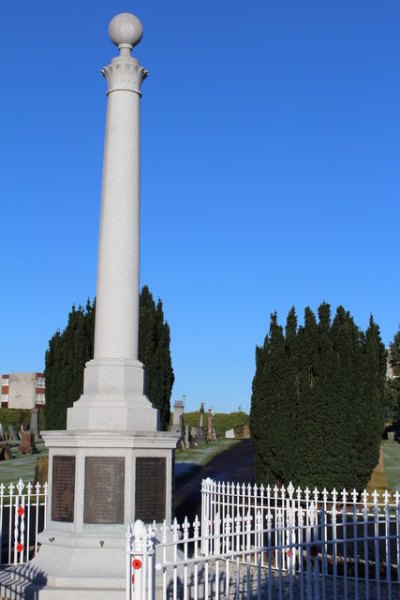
[1,373,45,409]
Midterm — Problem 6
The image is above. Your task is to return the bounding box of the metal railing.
[0,479,47,565]
[128,481,400,599]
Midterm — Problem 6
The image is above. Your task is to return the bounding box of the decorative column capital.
[102,12,148,96]
[102,59,148,96]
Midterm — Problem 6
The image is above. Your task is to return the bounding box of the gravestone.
[8,425,19,442]
[199,402,205,427]
[171,399,184,434]
[185,424,190,448]
[30,407,40,440]
[207,408,217,441]
[17,431,38,455]
[190,425,207,445]
[0,443,12,460]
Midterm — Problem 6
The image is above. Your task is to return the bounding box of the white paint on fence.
[0,479,47,566]
[128,479,400,599]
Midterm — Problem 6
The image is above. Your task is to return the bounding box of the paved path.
[175,439,254,524]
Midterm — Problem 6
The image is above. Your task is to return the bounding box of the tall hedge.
[250,303,386,490]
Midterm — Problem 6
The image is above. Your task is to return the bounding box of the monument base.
[67,358,160,431]
[0,428,178,600]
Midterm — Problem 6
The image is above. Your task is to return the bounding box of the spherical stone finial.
[109,13,143,49]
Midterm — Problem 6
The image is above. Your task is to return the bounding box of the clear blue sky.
[1,1,399,413]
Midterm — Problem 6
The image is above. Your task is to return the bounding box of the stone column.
[94,19,145,362]
[67,13,158,432]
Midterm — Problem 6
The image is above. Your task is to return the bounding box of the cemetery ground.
[0,438,241,487]
[0,438,399,491]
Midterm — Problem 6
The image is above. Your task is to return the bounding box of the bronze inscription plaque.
[84,457,124,524]
[135,457,166,523]
[52,455,75,522]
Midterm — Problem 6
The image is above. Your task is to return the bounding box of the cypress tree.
[283,307,299,483]
[250,338,269,482]
[296,307,321,487]
[315,302,337,489]
[250,312,288,485]
[139,290,174,431]
[386,329,400,424]
[43,331,62,430]
[45,288,173,431]
[358,317,386,486]
[329,306,364,489]
[252,303,386,490]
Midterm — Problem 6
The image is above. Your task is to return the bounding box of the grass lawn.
[0,439,397,493]
[382,439,400,492]
[175,439,240,479]
[0,441,48,486]
[0,439,240,487]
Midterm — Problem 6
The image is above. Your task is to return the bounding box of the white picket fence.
[0,476,399,599]
[0,479,47,565]
[127,479,400,600]
[201,478,400,538]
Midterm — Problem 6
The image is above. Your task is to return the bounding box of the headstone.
[387,431,396,441]
[171,399,184,434]
[199,402,204,428]
[207,408,217,441]
[8,425,19,441]
[17,431,38,455]
[190,425,207,445]
[225,428,235,439]
[30,407,40,440]
[185,424,190,448]
[0,442,12,460]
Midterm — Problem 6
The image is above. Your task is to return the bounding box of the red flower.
[16,543,24,553]
[132,559,142,570]
[17,506,24,517]
[310,545,319,558]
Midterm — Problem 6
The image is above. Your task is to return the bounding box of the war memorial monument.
[0,12,179,600]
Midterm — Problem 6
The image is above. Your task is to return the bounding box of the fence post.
[127,519,154,600]
[201,478,210,552]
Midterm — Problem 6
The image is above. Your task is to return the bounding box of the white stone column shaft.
[95,85,141,360]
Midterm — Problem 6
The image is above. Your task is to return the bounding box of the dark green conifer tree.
[358,317,387,486]
[250,338,269,482]
[139,288,174,431]
[296,307,321,487]
[45,288,173,431]
[283,307,299,483]
[251,303,386,490]
[329,306,364,488]
[250,313,288,484]
[314,302,337,489]
[386,329,400,423]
